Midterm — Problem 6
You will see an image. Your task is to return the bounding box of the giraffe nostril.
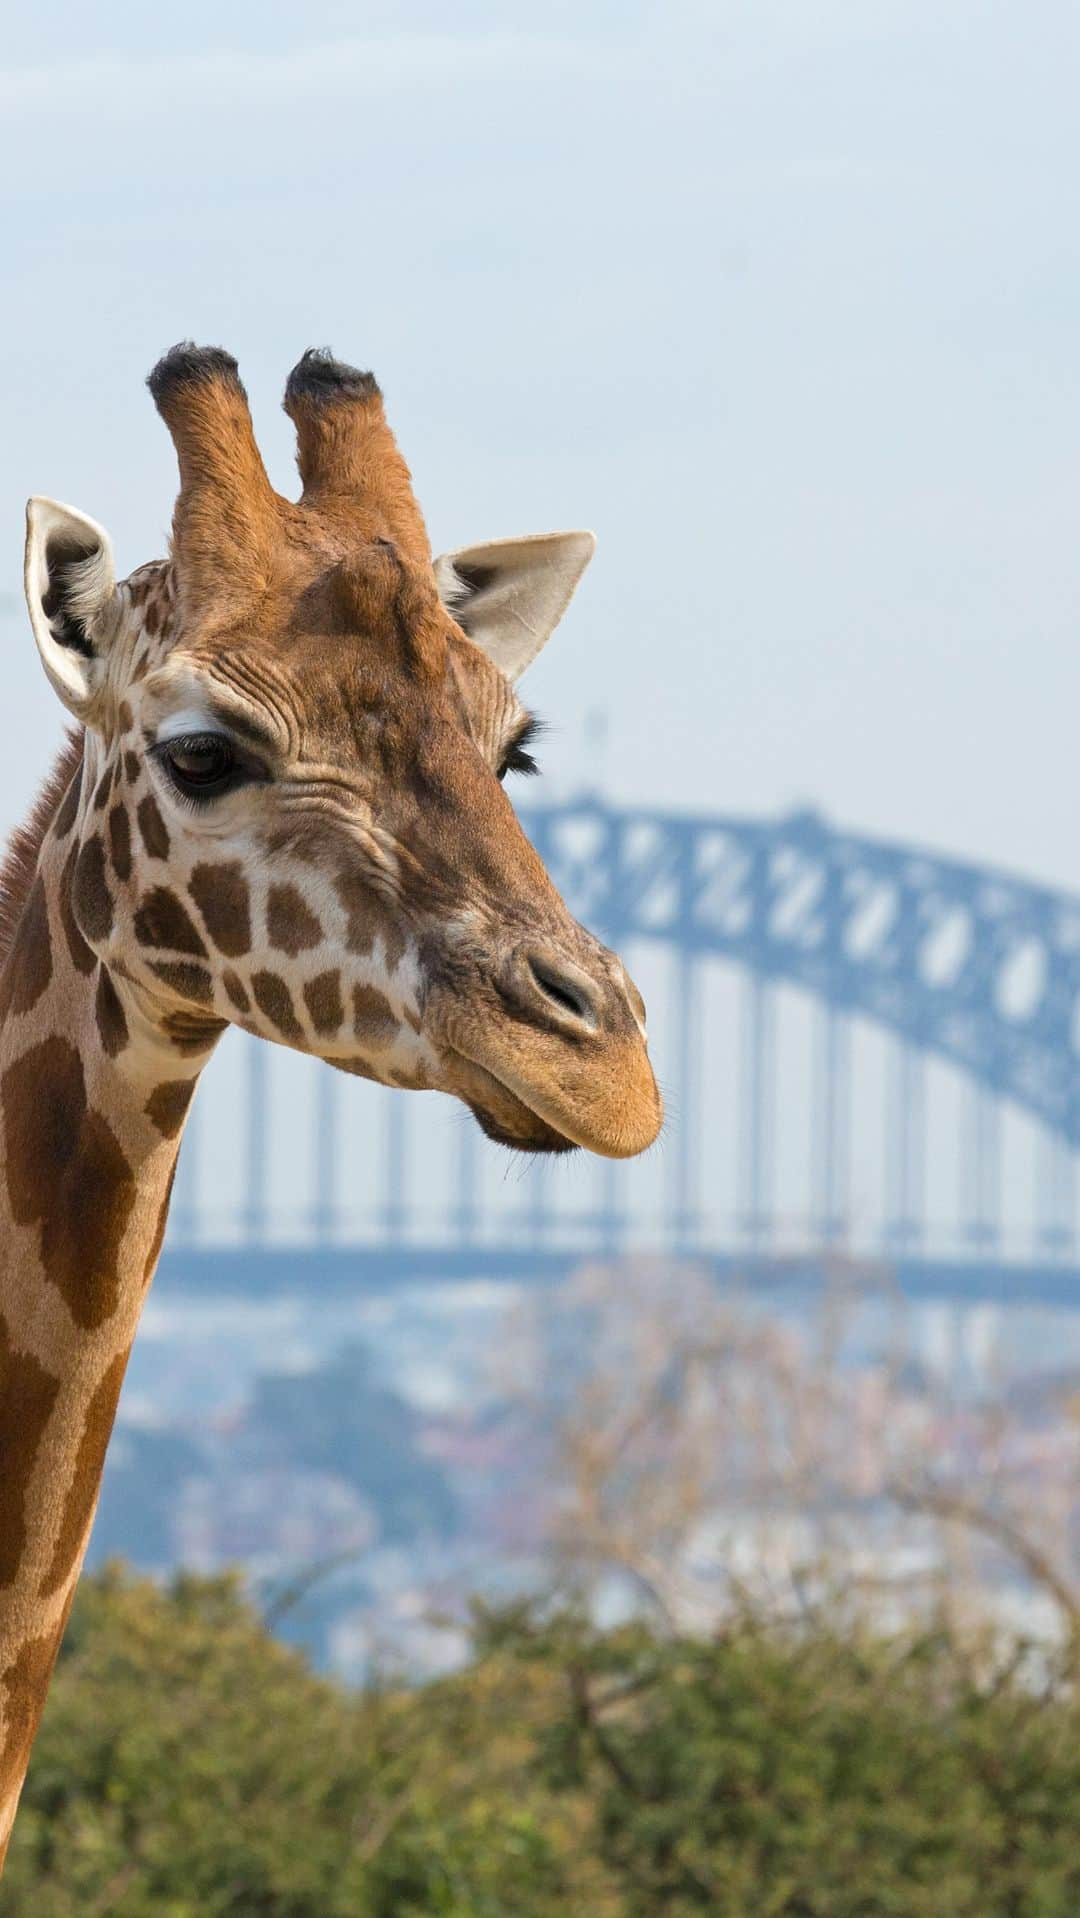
[522,951,598,1028]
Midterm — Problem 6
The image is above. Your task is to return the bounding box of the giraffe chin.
[448,1055,580,1155]
[468,1101,579,1156]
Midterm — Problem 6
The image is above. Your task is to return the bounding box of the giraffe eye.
[157,733,239,800]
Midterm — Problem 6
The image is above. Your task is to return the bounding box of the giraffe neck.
[0,746,214,1859]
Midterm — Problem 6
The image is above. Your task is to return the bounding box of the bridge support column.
[814,1004,850,1248]
[1036,1126,1074,1262]
[739,973,773,1253]
[243,1040,268,1244]
[963,1082,1001,1256]
[666,947,701,1252]
[455,1123,478,1246]
[382,1096,406,1245]
[527,1158,550,1250]
[885,1038,925,1256]
[597,1160,623,1258]
[312,1070,338,1245]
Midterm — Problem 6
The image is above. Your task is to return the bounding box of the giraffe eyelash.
[498,715,543,782]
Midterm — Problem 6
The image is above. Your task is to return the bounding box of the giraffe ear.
[434,530,596,682]
[24,497,119,719]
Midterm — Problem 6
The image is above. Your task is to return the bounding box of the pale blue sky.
[4,1,1080,894]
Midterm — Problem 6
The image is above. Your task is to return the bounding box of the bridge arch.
[528,799,1080,1144]
[166,799,1080,1297]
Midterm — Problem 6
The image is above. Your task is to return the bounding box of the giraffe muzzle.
[425,936,662,1159]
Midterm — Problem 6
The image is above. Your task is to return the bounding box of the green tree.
[0,1570,580,1918]
[3,1570,1078,1917]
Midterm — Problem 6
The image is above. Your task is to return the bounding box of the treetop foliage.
[2,1567,1077,1916]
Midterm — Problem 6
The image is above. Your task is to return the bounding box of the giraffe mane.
[0,729,84,965]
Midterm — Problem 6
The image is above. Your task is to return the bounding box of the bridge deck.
[156,1245,1080,1312]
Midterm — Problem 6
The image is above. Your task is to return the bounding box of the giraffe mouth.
[469,1106,579,1155]
[446,1052,580,1155]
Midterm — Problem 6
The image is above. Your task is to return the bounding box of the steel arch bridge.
[160,797,1080,1311]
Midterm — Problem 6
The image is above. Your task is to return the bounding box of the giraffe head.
[22,346,661,1157]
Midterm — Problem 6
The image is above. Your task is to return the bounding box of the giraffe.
[0,344,661,1860]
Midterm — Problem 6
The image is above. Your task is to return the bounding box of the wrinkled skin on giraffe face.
[25,347,662,1159]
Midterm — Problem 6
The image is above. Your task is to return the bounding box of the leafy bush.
[2,1569,1077,1916]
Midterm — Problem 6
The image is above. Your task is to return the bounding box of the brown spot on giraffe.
[267,882,322,956]
[108,802,132,882]
[94,966,129,1058]
[222,968,251,1014]
[303,969,345,1035]
[136,793,169,860]
[123,750,140,785]
[52,758,83,840]
[148,960,215,1006]
[334,868,407,971]
[189,862,251,957]
[117,701,133,733]
[57,849,96,976]
[39,1350,129,1599]
[1,1038,137,1330]
[353,982,399,1047]
[92,765,113,811]
[134,888,208,957]
[145,1078,197,1138]
[72,835,113,945]
[250,970,303,1042]
[0,1317,60,1590]
[0,1614,69,1819]
[0,878,52,1024]
[144,598,160,636]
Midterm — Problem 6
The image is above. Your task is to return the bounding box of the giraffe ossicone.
[0,344,661,1863]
